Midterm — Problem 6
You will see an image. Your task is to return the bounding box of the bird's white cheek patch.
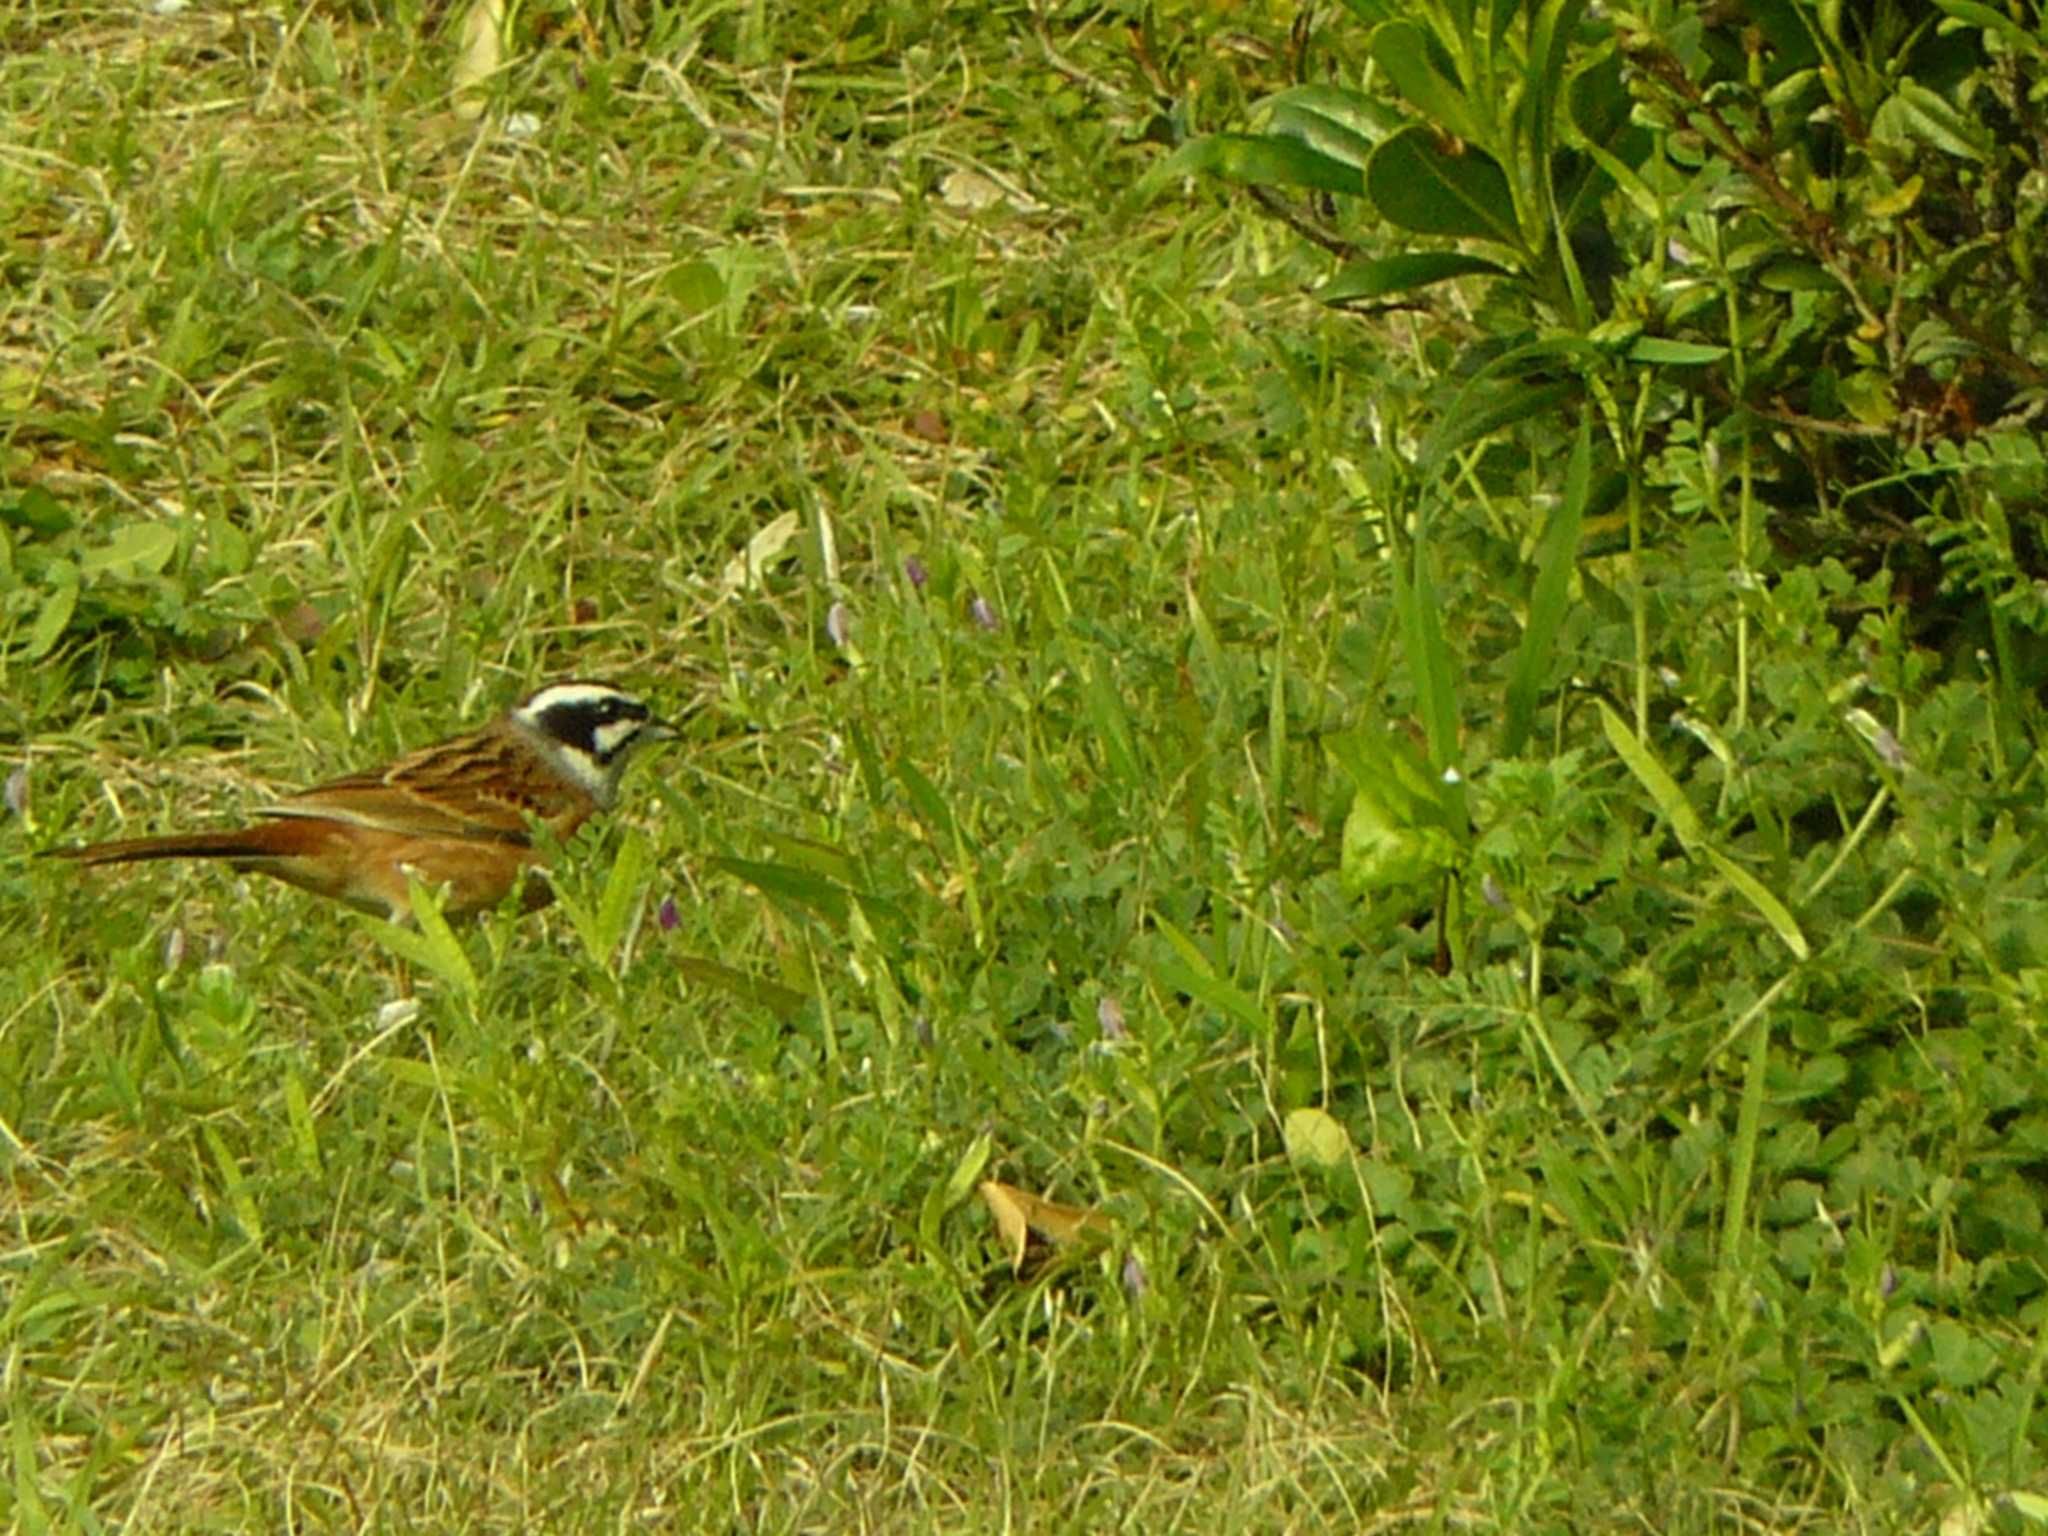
[592,719,643,760]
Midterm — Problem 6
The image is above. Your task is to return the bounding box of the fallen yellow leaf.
[452,0,504,121]
[978,1180,1113,1274]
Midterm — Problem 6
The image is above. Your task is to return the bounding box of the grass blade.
[1598,699,1705,852]
[1503,415,1590,757]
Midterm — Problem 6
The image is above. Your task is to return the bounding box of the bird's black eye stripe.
[536,694,646,750]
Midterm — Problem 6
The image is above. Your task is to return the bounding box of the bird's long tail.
[48,826,300,866]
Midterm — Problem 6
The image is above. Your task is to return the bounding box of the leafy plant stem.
[1626,380,1654,737]
[1799,787,1891,905]
[422,1029,465,1208]
[1847,866,1918,941]
[1520,998,1623,1186]
[1714,986,1772,1323]
[1889,1391,1968,1494]
[1690,947,1791,1067]
[806,929,840,1070]
[1983,501,2020,773]
[2008,1303,2048,1471]
[1584,366,1650,734]
[1736,441,1753,734]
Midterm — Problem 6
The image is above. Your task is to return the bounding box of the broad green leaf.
[0,364,36,414]
[1571,131,1663,222]
[714,856,852,928]
[1326,725,1449,828]
[1154,133,1363,197]
[1264,84,1403,155]
[1838,370,1895,427]
[1762,68,1822,116]
[591,827,650,962]
[1369,22,1479,143]
[1319,252,1508,303]
[1283,1108,1352,1167]
[1933,0,2047,56]
[1757,260,1834,292]
[1150,917,1268,1034]
[1925,1316,2001,1388]
[1269,92,1387,172]
[1366,126,1523,251]
[2006,1490,2048,1521]
[24,575,77,660]
[666,259,725,313]
[753,830,865,888]
[1537,1143,1615,1258]
[1318,729,1449,897]
[206,514,251,576]
[1589,317,1643,352]
[671,955,809,1019]
[1342,796,1459,893]
[1625,338,1730,365]
[1871,80,1991,161]
[0,486,74,535]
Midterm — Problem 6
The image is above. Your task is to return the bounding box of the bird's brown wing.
[258,723,594,842]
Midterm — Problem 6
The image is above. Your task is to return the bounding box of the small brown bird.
[53,682,672,920]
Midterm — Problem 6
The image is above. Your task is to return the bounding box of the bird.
[51,681,673,921]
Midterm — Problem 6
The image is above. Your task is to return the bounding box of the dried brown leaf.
[978,1180,1112,1274]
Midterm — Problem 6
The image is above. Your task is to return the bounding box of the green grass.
[3,2,2044,1532]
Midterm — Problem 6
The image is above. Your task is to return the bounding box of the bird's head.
[514,681,674,806]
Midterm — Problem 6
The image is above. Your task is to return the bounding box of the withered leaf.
[978,1180,1112,1274]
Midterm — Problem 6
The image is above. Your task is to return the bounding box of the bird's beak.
[644,696,700,743]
